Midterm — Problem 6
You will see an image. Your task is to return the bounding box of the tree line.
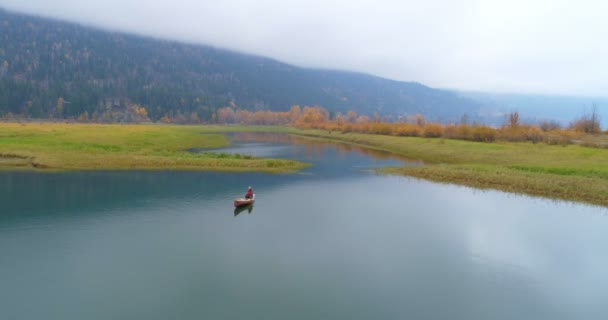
[0,8,481,123]
[211,105,605,147]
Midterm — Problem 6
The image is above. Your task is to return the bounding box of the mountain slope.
[0,8,480,121]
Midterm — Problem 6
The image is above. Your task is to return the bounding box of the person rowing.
[245,186,254,199]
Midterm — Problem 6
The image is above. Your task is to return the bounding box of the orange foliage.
[391,123,423,137]
[130,104,150,122]
[216,106,235,124]
[470,126,497,142]
[288,105,301,123]
[210,106,601,147]
[423,123,444,138]
[293,106,330,128]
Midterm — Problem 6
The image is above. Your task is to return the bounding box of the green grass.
[0,123,307,173]
[3,123,607,206]
[289,129,608,207]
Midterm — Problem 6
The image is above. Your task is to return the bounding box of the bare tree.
[507,111,520,128]
[590,103,600,133]
[539,120,561,131]
[571,104,601,133]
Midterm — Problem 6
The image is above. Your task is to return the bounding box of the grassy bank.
[0,123,306,173]
[289,129,608,207]
[3,122,607,206]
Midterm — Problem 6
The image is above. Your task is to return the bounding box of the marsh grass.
[0,123,307,173]
[3,123,606,205]
[290,129,608,207]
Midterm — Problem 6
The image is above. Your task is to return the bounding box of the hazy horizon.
[1,0,607,97]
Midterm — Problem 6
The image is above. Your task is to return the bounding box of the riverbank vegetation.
[7,104,606,147]
[0,123,306,173]
[1,120,607,206]
[209,105,608,148]
[288,129,608,207]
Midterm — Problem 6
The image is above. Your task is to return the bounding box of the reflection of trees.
[230,132,410,162]
[231,132,292,143]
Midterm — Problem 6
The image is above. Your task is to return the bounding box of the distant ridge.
[0,8,480,121]
[457,91,608,127]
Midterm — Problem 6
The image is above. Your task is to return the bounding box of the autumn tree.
[346,111,357,123]
[288,105,302,123]
[130,104,150,122]
[55,97,65,118]
[216,106,235,124]
[234,109,253,124]
[293,106,330,128]
[77,111,89,122]
[356,115,370,123]
[334,112,345,126]
[405,114,425,126]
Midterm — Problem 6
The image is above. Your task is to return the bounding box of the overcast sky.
[2,0,607,96]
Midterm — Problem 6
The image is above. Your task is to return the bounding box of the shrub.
[570,118,601,133]
[392,123,422,137]
[580,137,601,148]
[499,127,526,142]
[456,124,473,140]
[524,126,544,143]
[442,124,458,139]
[369,123,392,135]
[443,124,474,140]
[470,126,496,142]
[539,120,561,131]
[353,123,369,133]
[544,130,577,146]
[423,123,444,138]
[570,106,601,133]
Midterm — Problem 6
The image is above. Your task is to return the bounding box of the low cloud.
[2,0,607,96]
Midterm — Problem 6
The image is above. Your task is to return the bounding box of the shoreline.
[1,122,607,206]
[289,129,608,207]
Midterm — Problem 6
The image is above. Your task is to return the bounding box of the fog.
[2,0,607,96]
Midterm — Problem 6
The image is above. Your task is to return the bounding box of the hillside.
[0,8,480,122]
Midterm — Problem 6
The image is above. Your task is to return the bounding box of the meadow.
[289,129,608,207]
[2,122,607,206]
[0,122,307,173]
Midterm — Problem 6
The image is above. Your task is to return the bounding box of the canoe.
[234,194,255,207]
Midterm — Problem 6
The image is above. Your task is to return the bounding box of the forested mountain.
[0,8,480,122]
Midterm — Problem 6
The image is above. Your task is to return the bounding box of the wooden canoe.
[234,194,255,207]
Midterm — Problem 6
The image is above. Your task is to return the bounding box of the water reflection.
[1,133,607,320]
[234,204,254,216]
[228,132,418,163]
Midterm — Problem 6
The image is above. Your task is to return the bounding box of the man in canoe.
[245,186,254,199]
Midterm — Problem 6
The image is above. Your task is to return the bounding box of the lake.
[1,133,606,319]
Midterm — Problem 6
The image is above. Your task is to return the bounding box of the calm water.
[1,133,607,319]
